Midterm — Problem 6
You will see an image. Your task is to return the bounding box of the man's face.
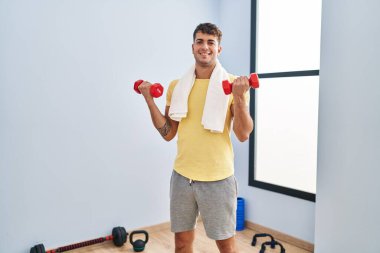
[192,32,222,67]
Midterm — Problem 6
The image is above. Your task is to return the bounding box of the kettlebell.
[130,230,149,252]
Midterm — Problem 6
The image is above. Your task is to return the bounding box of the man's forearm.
[145,98,175,140]
[233,95,254,142]
[146,98,166,130]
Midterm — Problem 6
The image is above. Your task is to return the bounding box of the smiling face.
[192,32,222,68]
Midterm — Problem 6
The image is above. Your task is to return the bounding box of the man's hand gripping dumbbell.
[222,73,259,95]
[134,79,164,98]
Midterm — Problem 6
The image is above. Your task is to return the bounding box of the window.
[249,0,322,201]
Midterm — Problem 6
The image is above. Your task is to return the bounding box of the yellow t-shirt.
[166,76,250,181]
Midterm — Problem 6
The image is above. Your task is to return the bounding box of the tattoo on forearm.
[157,119,172,137]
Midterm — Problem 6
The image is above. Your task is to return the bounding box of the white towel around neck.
[168,60,230,133]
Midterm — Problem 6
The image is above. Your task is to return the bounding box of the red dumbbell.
[222,73,260,95]
[134,79,164,98]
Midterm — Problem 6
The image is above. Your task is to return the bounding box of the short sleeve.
[166,80,179,106]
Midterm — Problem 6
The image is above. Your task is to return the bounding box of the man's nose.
[200,42,208,49]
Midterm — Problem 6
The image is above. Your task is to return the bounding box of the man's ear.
[191,43,194,54]
[218,45,223,55]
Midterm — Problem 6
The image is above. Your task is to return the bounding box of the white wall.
[0,0,219,252]
[315,0,380,252]
[220,0,315,243]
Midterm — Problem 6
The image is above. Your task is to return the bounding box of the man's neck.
[195,63,216,79]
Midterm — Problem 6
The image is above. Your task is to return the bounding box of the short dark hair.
[193,23,222,44]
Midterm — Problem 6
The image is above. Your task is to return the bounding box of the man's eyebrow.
[195,38,217,43]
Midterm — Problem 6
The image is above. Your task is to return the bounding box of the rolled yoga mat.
[236,197,245,231]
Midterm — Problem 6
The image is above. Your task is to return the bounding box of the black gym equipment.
[260,240,286,253]
[252,233,286,253]
[30,226,128,253]
[130,230,149,252]
[252,233,275,248]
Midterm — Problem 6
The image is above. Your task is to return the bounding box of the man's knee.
[216,236,238,253]
[175,231,194,250]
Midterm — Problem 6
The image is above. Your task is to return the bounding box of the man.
[138,23,253,253]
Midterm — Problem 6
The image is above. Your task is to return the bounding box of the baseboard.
[136,219,204,233]
[135,221,171,233]
[245,221,314,252]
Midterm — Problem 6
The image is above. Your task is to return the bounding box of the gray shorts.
[170,170,238,240]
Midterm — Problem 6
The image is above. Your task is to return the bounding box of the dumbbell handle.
[222,73,259,95]
[45,236,114,253]
[134,79,164,98]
